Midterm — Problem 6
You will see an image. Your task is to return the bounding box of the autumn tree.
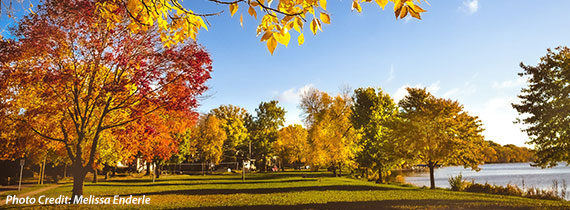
[0,1,212,198]
[124,110,193,178]
[351,87,403,183]
[273,124,308,171]
[210,105,251,164]
[482,141,535,163]
[513,46,570,168]
[248,100,285,171]
[397,88,486,189]
[300,88,357,176]
[191,114,227,175]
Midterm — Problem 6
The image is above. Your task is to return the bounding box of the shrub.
[448,174,469,191]
[394,175,406,184]
[525,187,560,200]
[459,179,564,201]
[465,182,493,193]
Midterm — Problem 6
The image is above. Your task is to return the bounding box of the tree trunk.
[92,168,97,183]
[155,163,160,179]
[202,161,205,176]
[71,166,87,201]
[428,161,437,189]
[376,168,383,184]
[145,162,151,176]
[63,164,67,178]
[332,164,337,176]
[280,159,284,172]
[38,156,46,184]
[41,157,47,184]
[262,157,267,172]
[103,164,109,180]
[339,162,342,177]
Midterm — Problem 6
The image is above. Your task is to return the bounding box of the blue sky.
[2,1,570,146]
[189,0,570,147]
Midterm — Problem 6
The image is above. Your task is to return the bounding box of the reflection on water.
[404,162,570,198]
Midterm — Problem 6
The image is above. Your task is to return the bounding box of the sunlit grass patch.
[4,172,570,209]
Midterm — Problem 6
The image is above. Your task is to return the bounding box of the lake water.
[404,162,570,198]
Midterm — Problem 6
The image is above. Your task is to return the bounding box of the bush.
[525,187,560,200]
[458,179,565,201]
[448,174,469,191]
[394,175,406,184]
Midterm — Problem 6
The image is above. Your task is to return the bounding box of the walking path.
[0,184,61,205]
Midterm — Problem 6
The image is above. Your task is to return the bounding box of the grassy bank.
[2,171,570,209]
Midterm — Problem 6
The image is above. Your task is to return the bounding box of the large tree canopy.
[274,124,308,168]
[210,104,251,162]
[0,0,212,198]
[300,88,357,175]
[351,87,402,183]
[191,114,227,174]
[397,88,486,189]
[248,100,285,171]
[513,46,570,168]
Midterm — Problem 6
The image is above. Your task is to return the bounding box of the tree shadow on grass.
[1,199,556,210]
[172,200,549,210]
[90,178,318,187]
[101,172,332,184]
[117,185,398,197]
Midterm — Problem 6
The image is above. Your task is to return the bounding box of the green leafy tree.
[513,46,570,167]
[248,100,285,171]
[398,88,486,189]
[351,87,402,183]
[210,105,250,163]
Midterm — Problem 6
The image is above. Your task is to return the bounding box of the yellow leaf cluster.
[102,0,427,53]
[97,0,208,48]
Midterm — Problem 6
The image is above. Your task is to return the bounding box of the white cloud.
[427,81,441,94]
[443,82,477,99]
[393,81,440,102]
[492,77,526,89]
[274,84,315,105]
[469,96,529,146]
[443,88,460,98]
[273,84,316,126]
[284,110,303,126]
[462,0,479,14]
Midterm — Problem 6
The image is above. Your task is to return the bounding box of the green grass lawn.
[2,171,570,209]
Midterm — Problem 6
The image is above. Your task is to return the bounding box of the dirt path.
[0,184,61,205]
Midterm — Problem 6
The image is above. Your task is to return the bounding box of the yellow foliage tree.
[397,88,486,189]
[273,124,308,170]
[300,88,357,176]
[191,114,227,175]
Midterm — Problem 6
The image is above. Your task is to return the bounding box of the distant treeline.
[482,141,535,163]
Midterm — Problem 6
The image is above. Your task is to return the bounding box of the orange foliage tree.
[0,1,212,198]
